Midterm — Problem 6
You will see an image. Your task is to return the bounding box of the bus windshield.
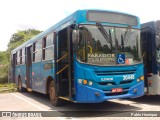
[77,25,142,66]
[156,32,160,62]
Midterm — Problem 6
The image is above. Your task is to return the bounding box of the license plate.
[112,88,122,93]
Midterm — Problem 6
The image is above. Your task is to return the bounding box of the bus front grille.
[120,80,133,84]
[98,82,116,85]
[98,79,133,86]
[95,70,136,76]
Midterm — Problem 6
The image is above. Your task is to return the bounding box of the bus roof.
[11,9,139,53]
[141,21,155,28]
[141,20,160,33]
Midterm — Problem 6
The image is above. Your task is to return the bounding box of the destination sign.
[88,53,115,62]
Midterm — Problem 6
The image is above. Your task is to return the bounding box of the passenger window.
[33,39,42,62]
[43,32,54,60]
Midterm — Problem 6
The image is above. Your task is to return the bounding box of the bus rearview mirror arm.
[72,30,80,44]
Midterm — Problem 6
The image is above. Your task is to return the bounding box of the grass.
[0,83,17,93]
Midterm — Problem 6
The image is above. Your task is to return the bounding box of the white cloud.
[0,0,160,51]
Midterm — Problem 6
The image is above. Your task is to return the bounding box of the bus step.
[59,96,70,101]
[27,88,32,92]
[59,96,76,103]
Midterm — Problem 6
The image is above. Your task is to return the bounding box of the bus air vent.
[120,80,133,84]
[94,70,136,76]
[98,82,116,85]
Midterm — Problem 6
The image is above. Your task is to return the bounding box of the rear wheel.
[49,81,64,106]
[18,77,25,92]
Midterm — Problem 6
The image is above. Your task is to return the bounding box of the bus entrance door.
[55,26,73,100]
[26,46,32,91]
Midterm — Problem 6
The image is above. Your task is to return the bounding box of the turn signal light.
[83,80,88,85]
[140,76,144,80]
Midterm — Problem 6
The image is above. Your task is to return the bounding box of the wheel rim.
[18,80,21,90]
[50,86,56,101]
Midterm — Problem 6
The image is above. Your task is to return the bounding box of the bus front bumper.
[75,81,144,103]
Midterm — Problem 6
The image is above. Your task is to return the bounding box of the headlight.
[137,78,140,82]
[78,79,83,84]
[88,81,93,86]
[78,79,93,86]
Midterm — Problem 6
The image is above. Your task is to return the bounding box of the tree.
[7,29,42,52]
[0,29,42,83]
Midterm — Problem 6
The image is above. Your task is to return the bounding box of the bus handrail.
[56,64,69,75]
[56,53,68,63]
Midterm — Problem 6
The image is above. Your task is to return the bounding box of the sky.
[0,0,159,51]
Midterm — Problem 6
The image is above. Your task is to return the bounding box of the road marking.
[11,93,47,111]
[11,93,74,120]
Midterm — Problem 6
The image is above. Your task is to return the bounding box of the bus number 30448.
[123,75,135,80]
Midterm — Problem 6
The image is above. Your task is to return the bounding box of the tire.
[18,77,25,92]
[49,81,64,106]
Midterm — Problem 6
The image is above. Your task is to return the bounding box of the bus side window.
[42,37,46,60]
[16,51,20,65]
[15,52,17,65]
[20,49,22,64]
[33,43,36,62]
[34,39,42,62]
[43,32,54,60]
[22,48,26,64]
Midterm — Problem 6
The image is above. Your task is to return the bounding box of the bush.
[0,64,9,84]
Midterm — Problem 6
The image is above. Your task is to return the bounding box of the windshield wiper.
[123,25,132,44]
[96,22,112,43]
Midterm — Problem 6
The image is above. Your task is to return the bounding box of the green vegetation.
[0,83,17,93]
[0,29,42,84]
[0,52,10,84]
[8,29,42,52]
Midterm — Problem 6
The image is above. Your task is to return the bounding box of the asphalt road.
[0,92,160,120]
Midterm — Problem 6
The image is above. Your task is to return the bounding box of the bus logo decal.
[101,78,113,81]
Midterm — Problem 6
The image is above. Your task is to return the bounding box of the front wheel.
[49,81,64,106]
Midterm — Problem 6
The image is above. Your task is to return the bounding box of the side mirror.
[72,30,79,44]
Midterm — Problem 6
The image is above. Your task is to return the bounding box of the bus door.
[141,31,153,91]
[12,53,16,83]
[55,26,73,100]
[26,46,32,89]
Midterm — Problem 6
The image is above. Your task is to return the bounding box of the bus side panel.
[41,60,55,94]
[32,62,43,93]
[15,67,19,85]
[15,65,26,88]
[31,61,54,94]
[20,65,26,88]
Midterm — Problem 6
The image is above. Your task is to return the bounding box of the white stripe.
[11,93,79,120]
[11,93,47,111]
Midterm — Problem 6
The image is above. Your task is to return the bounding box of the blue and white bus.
[11,10,144,106]
[141,20,160,95]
